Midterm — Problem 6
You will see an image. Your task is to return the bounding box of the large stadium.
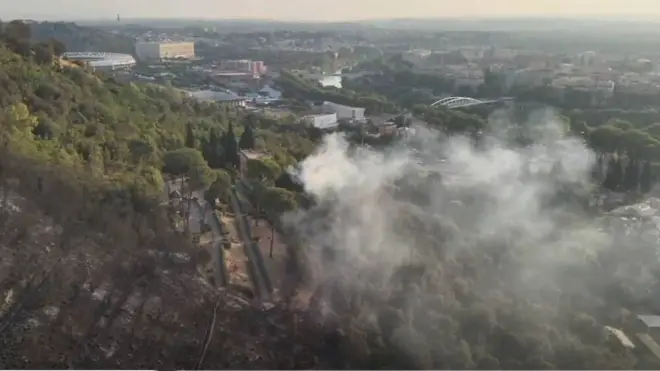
[61,52,137,71]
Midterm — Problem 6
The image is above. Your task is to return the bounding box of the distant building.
[135,41,195,62]
[61,52,136,72]
[258,86,282,100]
[318,75,342,88]
[321,101,365,121]
[239,149,270,178]
[211,71,260,88]
[402,49,431,66]
[223,59,267,75]
[304,113,338,131]
[185,90,247,107]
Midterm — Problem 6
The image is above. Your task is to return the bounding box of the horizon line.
[11,14,660,24]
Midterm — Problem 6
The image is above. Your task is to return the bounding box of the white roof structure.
[186,90,247,103]
[62,52,137,69]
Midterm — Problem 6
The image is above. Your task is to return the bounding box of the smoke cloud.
[289,112,601,288]
[283,109,660,367]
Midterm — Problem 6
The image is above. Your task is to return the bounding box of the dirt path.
[249,219,288,292]
[220,214,251,288]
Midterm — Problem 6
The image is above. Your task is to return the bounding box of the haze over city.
[5,0,660,21]
[6,1,660,369]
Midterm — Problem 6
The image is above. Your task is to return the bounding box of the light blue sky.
[2,0,659,22]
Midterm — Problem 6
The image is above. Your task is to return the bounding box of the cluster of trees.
[347,53,660,116]
[196,43,339,72]
[276,70,398,115]
[580,120,659,192]
[290,154,660,370]
[29,21,135,55]
[0,22,380,369]
[8,18,660,369]
[408,104,658,194]
[0,20,66,65]
[344,56,507,105]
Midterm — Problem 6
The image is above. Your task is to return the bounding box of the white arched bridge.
[430,96,512,109]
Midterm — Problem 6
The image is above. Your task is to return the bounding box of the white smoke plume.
[287,112,606,293]
[282,110,660,368]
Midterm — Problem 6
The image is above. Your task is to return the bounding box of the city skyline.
[4,0,660,22]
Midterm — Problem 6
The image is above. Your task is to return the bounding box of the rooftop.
[213,71,255,77]
[240,149,269,160]
[186,90,247,102]
[62,52,136,68]
[638,314,660,328]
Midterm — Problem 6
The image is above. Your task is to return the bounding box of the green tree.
[5,20,31,40]
[245,157,282,224]
[162,148,213,232]
[202,128,225,169]
[603,156,624,191]
[261,186,297,257]
[641,160,652,193]
[33,41,55,65]
[621,129,656,159]
[239,123,256,150]
[644,122,660,141]
[246,158,281,185]
[606,118,633,131]
[223,122,239,169]
[204,169,232,208]
[624,159,639,192]
[185,122,195,149]
[589,126,623,154]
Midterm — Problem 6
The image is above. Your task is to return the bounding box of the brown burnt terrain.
[0,183,357,369]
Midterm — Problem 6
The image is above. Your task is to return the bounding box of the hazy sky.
[3,0,660,22]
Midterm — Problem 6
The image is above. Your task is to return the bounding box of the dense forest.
[29,21,136,54]
[3,18,660,369]
[0,21,341,369]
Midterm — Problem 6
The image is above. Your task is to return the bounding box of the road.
[229,187,272,300]
[193,197,230,288]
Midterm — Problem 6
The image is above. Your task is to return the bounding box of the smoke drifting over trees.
[284,112,660,369]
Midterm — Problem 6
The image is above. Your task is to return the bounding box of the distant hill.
[29,21,135,55]
[360,17,660,35]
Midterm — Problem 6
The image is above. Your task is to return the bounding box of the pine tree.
[223,123,239,169]
[202,128,224,169]
[604,157,624,191]
[641,160,652,194]
[185,122,195,148]
[592,155,603,183]
[239,123,255,150]
[624,159,639,192]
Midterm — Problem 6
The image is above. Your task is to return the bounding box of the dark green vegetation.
[277,70,398,114]
[0,23,336,369]
[29,21,135,54]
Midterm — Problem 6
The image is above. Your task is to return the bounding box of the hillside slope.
[0,32,361,369]
[29,22,135,54]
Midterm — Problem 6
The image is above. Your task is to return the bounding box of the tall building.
[222,59,266,75]
[135,42,195,62]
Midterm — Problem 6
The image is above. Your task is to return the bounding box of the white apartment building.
[321,101,366,121]
[305,113,338,130]
[135,41,196,61]
[402,49,432,66]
